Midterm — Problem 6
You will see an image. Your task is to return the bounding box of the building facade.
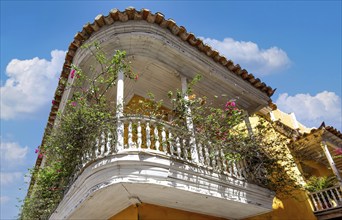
[24,8,342,220]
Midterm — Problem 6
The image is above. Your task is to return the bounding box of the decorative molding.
[50,151,273,219]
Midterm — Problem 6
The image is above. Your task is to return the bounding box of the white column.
[116,70,124,152]
[321,141,342,187]
[181,76,199,163]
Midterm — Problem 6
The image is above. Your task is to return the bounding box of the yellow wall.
[243,190,316,220]
[247,116,317,220]
[109,204,229,220]
[301,160,333,177]
[109,205,137,220]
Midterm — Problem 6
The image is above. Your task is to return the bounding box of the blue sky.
[1,1,341,219]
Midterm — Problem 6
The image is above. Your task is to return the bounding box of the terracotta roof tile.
[292,123,342,142]
[325,126,342,139]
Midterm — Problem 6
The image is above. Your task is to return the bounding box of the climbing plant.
[20,42,136,219]
[21,41,304,219]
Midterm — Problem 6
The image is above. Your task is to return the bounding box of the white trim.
[50,152,273,220]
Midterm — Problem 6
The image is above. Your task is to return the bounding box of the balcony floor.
[50,150,273,220]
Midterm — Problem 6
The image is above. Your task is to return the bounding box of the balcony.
[50,115,274,219]
[308,185,342,220]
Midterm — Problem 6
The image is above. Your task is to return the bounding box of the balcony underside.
[315,207,342,220]
[50,150,273,220]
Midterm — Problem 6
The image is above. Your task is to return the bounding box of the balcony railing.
[308,185,342,213]
[72,115,248,183]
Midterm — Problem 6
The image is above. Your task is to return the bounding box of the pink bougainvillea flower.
[52,100,56,105]
[71,101,77,107]
[335,148,342,155]
[35,148,39,154]
[225,101,236,107]
[70,69,75,79]
[38,153,43,159]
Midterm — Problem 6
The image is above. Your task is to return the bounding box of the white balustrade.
[78,115,248,183]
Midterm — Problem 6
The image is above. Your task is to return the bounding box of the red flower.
[35,148,39,154]
[38,153,43,159]
[70,69,75,79]
[71,101,77,107]
[225,101,236,107]
[52,100,56,105]
[335,148,342,155]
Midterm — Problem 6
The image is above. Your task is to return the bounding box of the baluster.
[146,122,151,149]
[85,150,90,163]
[216,150,222,171]
[161,127,167,153]
[309,194,319,211]
[237,160,243,178]
[320,192,329,209]
[82,151,86,165]
[169,132,173,156]
[154,126,160,151]
[198,143,204,164]
[329,189,338,207]
[137,121,142,149]
[128,121,133,149]
[314,193,323,210]
[211,147,217,169]
[204,145,210,166]
[176,137,181,157]
[183,139,188,160]
[101,131,107,156]
[95,137,100,157]
[325,190,333,208]
[241,159,247,178]
[232,161,238,177]
[220,149,227,172]
[106,130,112,155]
[335,187,342,202]
[227,160,233,176]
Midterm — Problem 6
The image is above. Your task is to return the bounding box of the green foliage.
[305,176,337,192]
[20,42,135,219]
[22,43,303,219]
[139,74,303,196]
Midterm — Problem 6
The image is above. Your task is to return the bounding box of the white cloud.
[0,142,28,162]
[276,91,342,130]
[0,196,10,204]
[201,37,291,75]
[0,172,22,186]
[0,50,66,119]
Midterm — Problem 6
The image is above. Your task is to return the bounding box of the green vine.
[20,42,136,219]
[21,42,305,219]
